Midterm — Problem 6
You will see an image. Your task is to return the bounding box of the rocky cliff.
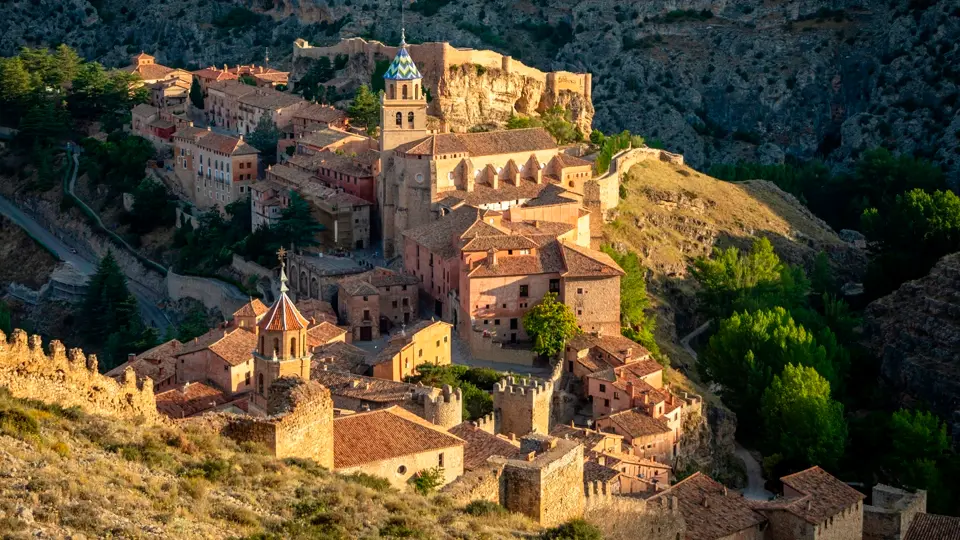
[3,0,953,175]
[864,253,960,436]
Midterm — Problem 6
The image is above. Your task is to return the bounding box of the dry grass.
[0,388,540,539]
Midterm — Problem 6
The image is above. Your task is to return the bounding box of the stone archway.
[300,271,308,293]
[310,277,319,299]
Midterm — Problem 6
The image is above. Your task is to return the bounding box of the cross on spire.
[277,248,289,293]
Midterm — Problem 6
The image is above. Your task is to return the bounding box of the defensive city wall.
[0,329,158,422]
[293,37,592,101]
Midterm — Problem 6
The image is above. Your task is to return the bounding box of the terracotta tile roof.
[396,128,557,157]
[461,234,539,252]
[268,163,315,185]
[233,298,269,318]
[772,466,865,524]
[258,292,310,332]
[904,513,960,540]
[333,406,464,469]
[253,71,289,83]
[467,240,566,278]
[174,126,207,140]
[295,104,347,124]
[403,205,483,253]
[363,267,420,288]
[238,88,305,110]
[550,424,622,452]
[307,321,347,348]
[106,339,182,383]
[460,218,505,240]
[311,370,422,403]
[648,473,766,540]
[155,381,229,418]
[552,153,593,168]
[339,277,379,297]
[176,328,231,356]
[131,104,159,117]
[568,333,650,364]
[443,179,554,207]
[600,408,672,439]
[124,63,176,81]
[584,460,622,483]
[208,80,259,99]
[296,299,338,324]
[311,342,371,374]
[207,328,256,366]
[305,149,377,178]
[195,131,260,156]
[191,67,238,81]
[449,422,523,470]
[521,184,579,208]
[560,241,625,277]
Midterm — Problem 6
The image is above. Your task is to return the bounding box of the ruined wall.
[216,377,335,468]
[293,38,593,133]
[440,462,504,505]
[423,384,463,429]
[863,486,926,540]
[0,329,158,422]
[167,270,249,318]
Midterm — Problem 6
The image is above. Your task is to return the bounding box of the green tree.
[409,467,445,495]
[889,409,948,466]
[126,178,174,233]
[189,77,204,109]
[700,307,841,433]
[0,57,32,122]
[347,84,380,136]
[247,115,281,165]
[522,292,579,357]
[274,191,323,249]
[691,237,809,319]
[17,100,71,150]
[761,364,847,469]
[177,308,210,342]
[601,246,665,365]
[0,301,12,335]
[239,74,257,86]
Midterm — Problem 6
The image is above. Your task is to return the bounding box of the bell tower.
[379,29,430,153]
[252,248,312,412]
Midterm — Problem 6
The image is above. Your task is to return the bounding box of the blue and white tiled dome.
[383,31,422,81]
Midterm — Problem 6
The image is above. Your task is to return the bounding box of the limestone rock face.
[864,253,960,436]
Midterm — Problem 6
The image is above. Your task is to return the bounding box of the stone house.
[236,87,309,136]
[371,319,452,381]
[752,466,865,540]
[337,267,420,341]
[172,125,260,211]
[130,104,177,146]
[448,422,523,471]
[648,472,768,540]
[291,103,348,137]
[250,180,290,230]
[564,332,653,384]
[230,298,269,329]
[333,406,465,489]
[287,148,380,204]
[291,127,372,155]
[305,321,348,351]
[864,484,927,540]
[154,381,231,418]
[206,80,258,131]
[105,339,183,393]
[121,52,191,86]
[190,66,239,101]
[174,327,257,396]
[594,408,676,463]
[586,359,666,417]
[149,78,190,115]
[312,341,371,374]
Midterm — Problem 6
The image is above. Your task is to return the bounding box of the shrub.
[283,457,327,476]
[183,458,232,482]
[344,472,392,492]
[410,467,445,495]
[380,517,425,538]
[540,519,603,540]
[0,407,40,441]
[463,500,506,516]
[212,502,260,528]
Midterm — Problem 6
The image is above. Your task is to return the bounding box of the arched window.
[569,181,575,187]
[272,338,279,356]
[258,373,264,395]
[402,84,408,99]
[395,112,402,126]
[389,84,396,100]
[259,336,264,353]
[290,337,297,357]
[414,84,419,99]
[407,111,414,125]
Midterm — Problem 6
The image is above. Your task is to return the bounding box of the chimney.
[597,456,606,466]
[524,451,536,462]
[703,497,709,508]
[486,249,497,267]
[127,353,136,363]
[626,346,633,358]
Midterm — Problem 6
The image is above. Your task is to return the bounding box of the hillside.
[603,159,866,369]
[2,0,955,176]
[0,388,538,538]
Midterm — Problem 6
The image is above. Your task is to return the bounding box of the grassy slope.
[0,389,538,539]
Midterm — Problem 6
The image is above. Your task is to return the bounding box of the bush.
[463,500,506,516]
[183,458,232,482]
[540,519,603,540]
[379,517,425,538]
[344,472,392,492]
[0,407,40,441]
[410,467,445,495]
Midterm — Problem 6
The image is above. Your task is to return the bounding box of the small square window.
[494,319,500,325]
[363,296,368,301]
[577,309,583,316]
[444,336,448,343]
[577,288,584,294]
[418,349,423,358]
[436,340,440,347]
[599,384,606,392]
[483,320,489,325]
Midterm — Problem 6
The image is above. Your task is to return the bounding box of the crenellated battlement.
[493,375,554,437]
[471,411,497,434]
[0,329,157,422]
[423,384,463,429]
[493,376,553,397]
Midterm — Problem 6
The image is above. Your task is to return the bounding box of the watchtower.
[493,376,554,438]
[423,384,463,428]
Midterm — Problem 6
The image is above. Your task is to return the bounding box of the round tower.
[424,384,463,429]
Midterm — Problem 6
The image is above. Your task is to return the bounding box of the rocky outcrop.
[864,253,960,436]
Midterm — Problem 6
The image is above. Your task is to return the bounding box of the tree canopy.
[522,292,579,357]
[506,105,582,145]
[189,77,204,109]
[761,363,847,470]
[247,115,281,166]
[347,84,380,137]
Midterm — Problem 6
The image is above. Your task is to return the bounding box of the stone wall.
[495,436,584,527]
[863,485,926,540]
[423,385,463,429]
[202,377,335,468]
[440,462,504,504]
[167,270,249,319]
[587,147,686,221]
[0,329,158,422]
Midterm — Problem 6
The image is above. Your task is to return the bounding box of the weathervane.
[277,247,289,293]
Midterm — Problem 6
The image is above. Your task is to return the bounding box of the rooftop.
[550,423,622,452]
[599,408,672,438]
[155,381,229,418]
[383,41,422,81]
[333,407,463,469]
[237,88,305,110]
[105,339,182,383]
[449,422,523,470]
[568,333,650,364]
[648,473,766,540]
[233,298,269,319]
[311,370,423,403]
[258,292,310,332]
[764,466,865,525]
[904,513,960,540]
[294,105,347,125]
[394,128,556,157]
[306,321,348,348]
[311,342,371,374]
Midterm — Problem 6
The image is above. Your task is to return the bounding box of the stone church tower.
[252,250,312,411]
[379,29,430,153]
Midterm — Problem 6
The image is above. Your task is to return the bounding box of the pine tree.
[189,77,205,109]
[275,191,323,249]
[347,84,380,136]
[247,115,281,165]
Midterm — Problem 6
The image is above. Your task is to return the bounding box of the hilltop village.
[0,33,957,540]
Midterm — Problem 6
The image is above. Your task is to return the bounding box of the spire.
[278,247,289,293]
[401,28,406,47]
[384,30,422,81]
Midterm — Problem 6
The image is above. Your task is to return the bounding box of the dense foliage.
[522,292,579,357]
[600,246,666,365]
[593,129,645,174]
[506,105,582,145]
[247,115,282,166]
[347,84,380,137]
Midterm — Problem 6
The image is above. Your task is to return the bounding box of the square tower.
[379,31,430,153]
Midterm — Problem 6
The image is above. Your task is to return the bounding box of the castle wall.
[863,485,926,540]
[493,377,553,437]
[0,329,157,422]
[499,442,584,527]
[423,385,462,429]
[440,463,504,504]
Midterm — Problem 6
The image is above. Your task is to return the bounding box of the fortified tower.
[379,29,430,153]
[423,384,463,429]
[493,376,554,438]
[252,248,312,411]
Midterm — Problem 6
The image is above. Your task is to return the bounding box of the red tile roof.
[207,328,257,366]
[258,292,310,332]
[904,513,960,540]
[395,128,557,157]
[770,466,865,525]
[191,67,239,82]
[294,103,347,124]
[307,321,347,348]
[559,241,625,277]
[648,473,766,540]
[105,339,182,383]
[599,408,672,439]
[449,422,522,470]
[333,407,464,469]
[155,381,229,418]
[233,298,269,318]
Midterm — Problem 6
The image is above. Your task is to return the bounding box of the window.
[614,391,620,399]
[402,285,407,291]
[397,465,407,475]
[363,296,368,301]
[272,338,279,356]
[604,399,610,407]
[418,349,423,358]
[290,337,297,357]
[363,309,371,321]
[245,372,251,386]
[224,365,228,371]
[436,340,440,347]
[438,453,444,467]
[577,309,583,316]
[402,84,408,99]
[444,336,448,343]
[408,111,414,124]
[494,319,500,326]
[258,373,264,395]
[448,172,454,181]
[392,300,398,308]
[599,384,606,392]
[549,279,560,293]
[510,318,518,330]
[577,288,584,294]
[395,112,402,126]
[519,285,528,297]
[483,320,488,325]
[402,298,409,306]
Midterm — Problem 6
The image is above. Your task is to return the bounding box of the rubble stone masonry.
[493,376,553,437]
[0,329,158,422]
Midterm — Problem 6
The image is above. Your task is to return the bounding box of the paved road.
[0,189,170,332]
